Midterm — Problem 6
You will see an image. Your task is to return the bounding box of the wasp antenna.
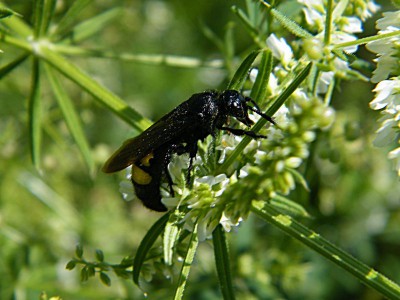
[248,106,276,125]
[245,97,259,108]
[245,96,276,125]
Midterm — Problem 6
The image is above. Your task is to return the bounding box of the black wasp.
[103,90,275,212]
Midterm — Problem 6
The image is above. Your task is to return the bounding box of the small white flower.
[119,166,135,201]
[298,0,373,34]
[285,157,303,168]
[302,6,323,29]
[220,213,242,233]
[194,174,229,197]
[366,11,400,83]
[358,1,380,21]
[388,147,400,176]
[370,79,400,110]
[268,73,279,96]
[249,68,258,83]
[266,34,293,68]
[376,11,400,30]
[168,154,191,181]
[342,16,363,33]
[254,150,268,165]
[119,180,134,201]
[317,71,334,94]
[238,165,250,178]
[216,134,242,163]
[373,116,399,147]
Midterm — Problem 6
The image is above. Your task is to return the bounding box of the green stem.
[324,0,333,45]
[38,45,151,131]
[333,30,400,49]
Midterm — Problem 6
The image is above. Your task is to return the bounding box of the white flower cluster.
[366,11,400,83]
[299,0,379,53]
[367,11,400,176]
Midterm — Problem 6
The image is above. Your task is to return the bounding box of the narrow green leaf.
[69,8,122,43]
[245,0,262,26]
[228,50,260,91]
[80,266,89,282]
[87,265,95,277]
[250,49,272,104]
[65,260,77,270]
[53,0,93,38]
[0,34,32,52]
[0,6,32,37]
[231,6,258,36]
[38,46,151,131]
[40,0,57,36]
[45,65,95,175]
[0,7,22,19]
[33,0,45,38]
[269,194,310,217]
[224,22,235,75]
[231,6,264,48]
[75,244,83,258]
[259,1,313,39]
[164,212,182,265]
[133,213,170,286]
[201,24,225,54]
[286,168,310,191]
[95,249,104,262]
[212,225,235,300]
[28,58,42,170]
[0,53,29,80]
[251,203,400,300]
[332,0,348,21]
[174,225,199,300]
[100,272,111,286]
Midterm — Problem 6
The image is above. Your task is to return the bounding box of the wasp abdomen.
[131,151,168,212]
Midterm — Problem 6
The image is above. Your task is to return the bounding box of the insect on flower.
[102,90,275,212]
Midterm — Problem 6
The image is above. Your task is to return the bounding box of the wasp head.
[219,89,276,128]
[219,90,254,126]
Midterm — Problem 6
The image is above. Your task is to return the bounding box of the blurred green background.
[0,0,399,299]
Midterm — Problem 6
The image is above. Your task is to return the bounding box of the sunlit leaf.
[45,65,95,175]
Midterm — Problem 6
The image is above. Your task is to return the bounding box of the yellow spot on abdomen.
[140,152,154,167]
[132,164,152,185]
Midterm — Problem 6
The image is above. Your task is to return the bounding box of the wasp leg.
[170,142,198,184]
[220,126,267,139]
[164,164,175,196]
[161,147,176,197]
[186,142,198,185]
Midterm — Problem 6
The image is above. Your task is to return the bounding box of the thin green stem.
[333,30,400,49]
[324,0,333,45]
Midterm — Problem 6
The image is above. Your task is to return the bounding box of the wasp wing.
[102,105,194,173]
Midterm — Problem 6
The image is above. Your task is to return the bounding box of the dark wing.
[102,103,196,173]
